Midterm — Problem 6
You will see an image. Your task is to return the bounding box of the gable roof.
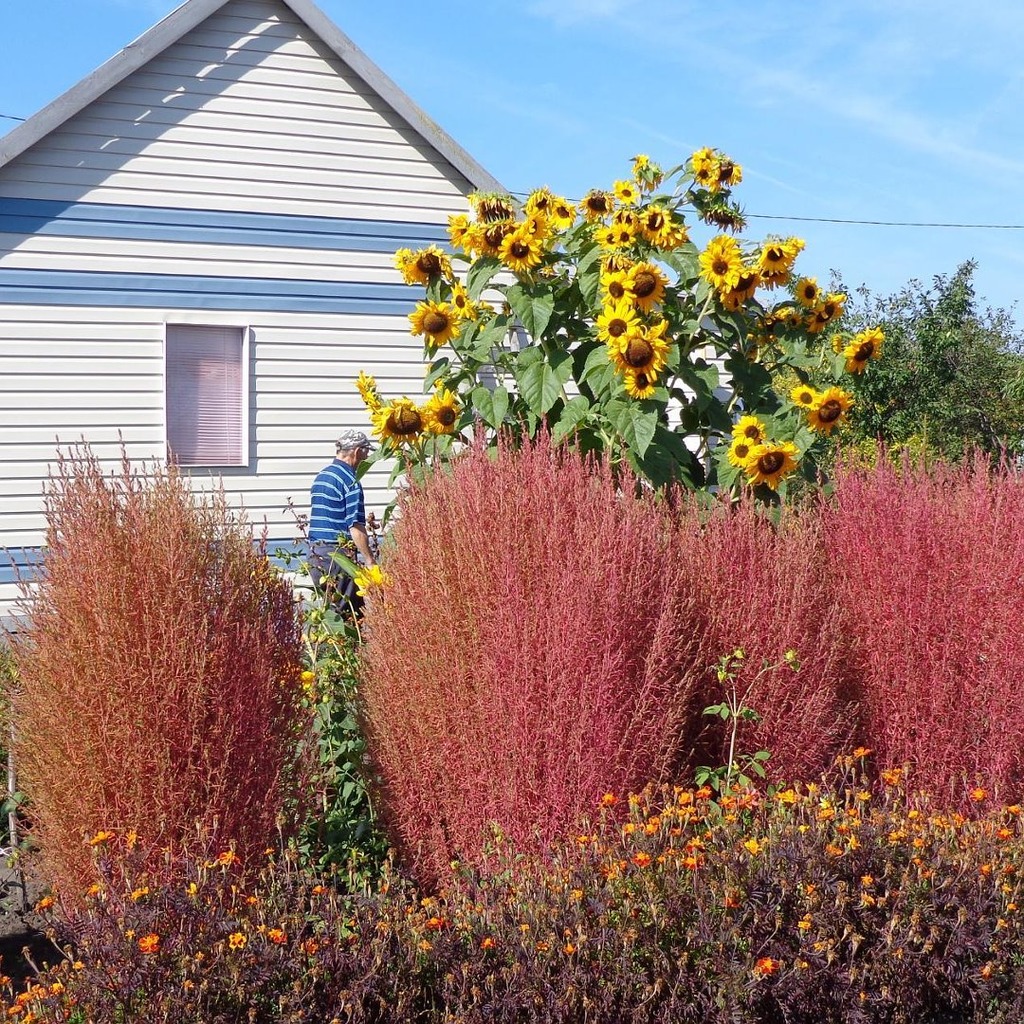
[0,0,504,193]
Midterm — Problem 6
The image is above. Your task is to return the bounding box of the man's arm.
[349,523,375,566]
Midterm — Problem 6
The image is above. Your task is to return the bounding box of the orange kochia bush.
[9,446,307,892]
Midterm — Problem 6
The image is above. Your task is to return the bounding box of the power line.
[0,114,27,122]
[746,213,1024,230]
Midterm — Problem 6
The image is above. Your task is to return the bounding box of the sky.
[3,0,1023,327]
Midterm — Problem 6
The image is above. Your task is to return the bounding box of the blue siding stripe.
[0,198,450,252]
[0,548,43,588]
[0,268,418,314]
[2,543,306,586]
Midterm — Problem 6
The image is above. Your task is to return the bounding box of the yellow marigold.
[88,830,115,846]
[480,936,496,950]
[599,792,618,808]
[354,564,390,598]
[129,887,149,902]
[35,896,54,911]
[138,933,160,955]
[971,787,988,802]
[228,932,247,950]
[632,851,652,868]
[743,838,764,856]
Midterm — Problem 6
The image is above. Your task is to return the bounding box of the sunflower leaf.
[423,357,451,393]
[505,282,556,342]
[466,256,503,300]
[516,357,566,416]
[551,396,591,444]
[470,384,510,430]
[611,399,659,457]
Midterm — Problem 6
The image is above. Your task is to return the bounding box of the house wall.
[0,0,475,619]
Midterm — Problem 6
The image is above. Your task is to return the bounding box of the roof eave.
[1,0,505,195]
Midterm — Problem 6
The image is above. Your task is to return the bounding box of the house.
[0,0,503,622]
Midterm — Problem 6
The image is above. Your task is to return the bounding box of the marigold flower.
[228,931,247,950]
[87,830,115,846]
[881,767,903,786]
[599,791,618,808]
[267,928,288,945]
[971,787,988,803]
[138,933,160,955]
[480,936,496,950]
[753,957,780,977]
[35,896,54,911]
[632,851,652,868]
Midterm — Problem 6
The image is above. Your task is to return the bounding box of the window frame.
[163,321,251,468]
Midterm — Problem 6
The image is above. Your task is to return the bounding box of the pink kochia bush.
[9,446,307,893]
[359,434,704,885]
[824,456,1024,804]
[675,498,858,782]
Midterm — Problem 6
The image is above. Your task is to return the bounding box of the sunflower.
[719,270,759,311]
[471,192,516,223]
[600,269,630,305]
[807,386,854,434]
[394,245,451,286]
[613,179,641,206]
[596,301,641,346]
[794,277,821,309]
[423,386,462,434]
[843,327,885,374]
[372,397,424,446]
[789,383,819,409]
[525,187,555,216]
[580,189,613,222]
[608,322,670,376]
[757,237,805,288]
[355,370,382,412]
[449,282,479,321]
[548,197,577,231]
[625,262,668,312]
[641,205,688,249]
[409,301,458,349]
[716,156,743,188]
[623,368,658,399]
[602,253,635,276]
[732,414,767,444]
[806,292,846,334]
[499,228,545,274]
[447,213,473,253]
[690,147,720,190]
[743,441,799,490]
[521,212,551,241]
[632,153,664,192]
[699,235,745,293]
[727,436,755,469]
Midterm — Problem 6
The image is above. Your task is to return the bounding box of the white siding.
[0,0,485,619]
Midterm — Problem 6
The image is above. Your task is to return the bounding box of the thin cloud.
[524,0,639,27]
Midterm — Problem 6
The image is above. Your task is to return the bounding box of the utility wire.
[746,213,1024,230]
[0,114,26,122]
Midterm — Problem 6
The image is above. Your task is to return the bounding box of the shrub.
[824,456,1024,805]
[674,497,859,783]
[358,433,704,885]
[14,771,1024,1024]
[8,446,307,892]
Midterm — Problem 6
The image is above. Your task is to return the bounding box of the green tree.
[831,261,1024,462]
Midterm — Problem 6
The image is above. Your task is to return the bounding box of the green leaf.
[470,384,510,429]
[610,399,658,457]
[423,356,451,392]
[576,242,603,309]
[516,358,567,415]
[467,315,511,362]
[551,395,592,443]
[466,256,502,300]
[506,282,556,340]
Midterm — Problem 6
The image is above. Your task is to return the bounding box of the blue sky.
[3,0,1023,326]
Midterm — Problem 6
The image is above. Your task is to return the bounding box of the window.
[165,324,248,466]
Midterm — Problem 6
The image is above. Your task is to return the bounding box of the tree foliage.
[830,260,1024,462]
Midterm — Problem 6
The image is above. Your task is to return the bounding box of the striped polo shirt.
[309,459,365,543]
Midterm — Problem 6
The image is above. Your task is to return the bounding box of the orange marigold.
[138,933,160,955]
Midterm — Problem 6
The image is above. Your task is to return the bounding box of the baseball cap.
[336,429,376,451]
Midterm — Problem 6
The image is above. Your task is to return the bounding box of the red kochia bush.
[359,434,704,886]
[9,446,306,892]
[824,456,1024,803]
[674,497,858,782]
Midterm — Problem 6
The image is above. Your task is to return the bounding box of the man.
[308,429,376,614]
